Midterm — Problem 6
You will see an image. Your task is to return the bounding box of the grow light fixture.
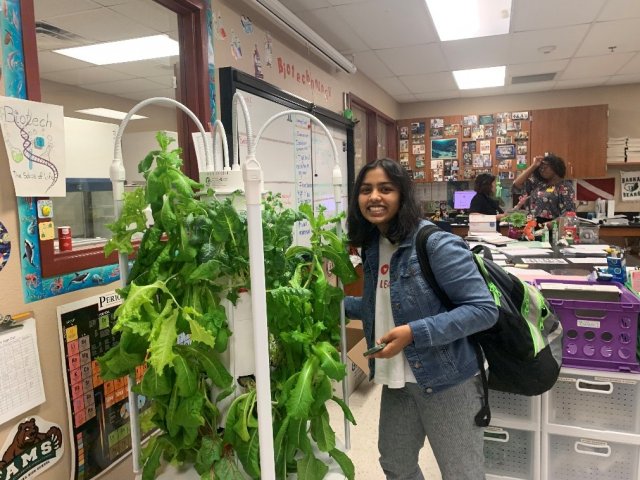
[75,108,147,120]
[453,66,506,89]
[426,0,512,42]
[250,0,357,74]
[54,34,179,65]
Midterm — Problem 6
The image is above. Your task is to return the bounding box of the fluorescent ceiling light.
[453,66,506,89]
[426,0,512,41]
[54,34,179,65]
[75,108,147,120]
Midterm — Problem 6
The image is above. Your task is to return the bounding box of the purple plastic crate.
[533,279,640,373]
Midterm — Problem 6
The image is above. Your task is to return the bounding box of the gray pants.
[378,376,486,480]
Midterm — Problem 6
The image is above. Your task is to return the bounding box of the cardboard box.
[333,320,369,398]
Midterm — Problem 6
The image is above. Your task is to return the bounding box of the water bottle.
[551,221,559,246]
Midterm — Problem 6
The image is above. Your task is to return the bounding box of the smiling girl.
[345,158,498,480]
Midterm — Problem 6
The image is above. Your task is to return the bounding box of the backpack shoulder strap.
[416,224,491,427]
[415,225,454,310]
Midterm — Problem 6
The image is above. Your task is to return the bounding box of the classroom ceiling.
[278,0,640,102]
[34,0,178,104]
[34,0,640,107]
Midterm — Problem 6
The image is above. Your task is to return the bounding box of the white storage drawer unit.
[543,431,640,480]
[490,390,541,426]
[484,426,540,480]
[544,369,640,435]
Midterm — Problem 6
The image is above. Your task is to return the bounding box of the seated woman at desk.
[469,173,506,221]
[469,174,528,230]
[513,153,576,223]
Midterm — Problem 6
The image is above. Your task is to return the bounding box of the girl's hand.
[368,325,413,359]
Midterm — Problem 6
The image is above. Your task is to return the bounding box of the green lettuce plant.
[98,132,357,480]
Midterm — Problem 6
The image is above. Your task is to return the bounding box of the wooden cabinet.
[530,105,608,179]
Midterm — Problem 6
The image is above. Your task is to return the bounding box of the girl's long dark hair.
[347,158,422,247]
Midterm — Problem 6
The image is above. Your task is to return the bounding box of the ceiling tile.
[508,25,589,64]
[352,50,393,79]
[560,52,635,79]
[42,66,134,85]
[606,73,640,85]
[327,0,370,5]
[147,75,175,88]
[441,35,509,71]
[296,7,369,53]
[598,0,640,21]
[376,43,447,76]
[505,81,556,95]
[110,0,177,34]
[105,58,178,77]
[373,77,410,95]
[399,72,457,93]
[555,76,610,89]
[576,18,640,57]
[93,0,133,5]
[393,93,418,103]
[37,50,92,73]
[618,53,640,74]
[507,59,570,77]
[512,0,606,31]
[278,0,332,13]
[35,0,100,21]
[336,0,437,50]
[45,7,156,43]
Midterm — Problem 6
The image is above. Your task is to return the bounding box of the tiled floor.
[328,381,442,480]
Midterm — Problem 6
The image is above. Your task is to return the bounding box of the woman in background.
[469,173,527,231]
[512,153,576,223]
[345,158,498,480]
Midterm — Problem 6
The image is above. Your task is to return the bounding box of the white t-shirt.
[374,236,417,388]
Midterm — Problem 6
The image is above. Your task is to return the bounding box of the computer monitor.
[453,190,476,210]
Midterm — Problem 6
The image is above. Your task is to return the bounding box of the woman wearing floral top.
[513,153,576,223]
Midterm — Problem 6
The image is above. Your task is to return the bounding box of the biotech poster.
[0,97,66,197]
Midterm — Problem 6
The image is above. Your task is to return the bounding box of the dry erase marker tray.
[533,279,640,373]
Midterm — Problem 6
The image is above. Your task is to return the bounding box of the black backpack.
[415,224,563,427]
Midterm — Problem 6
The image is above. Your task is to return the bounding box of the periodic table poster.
[57,292,151,480]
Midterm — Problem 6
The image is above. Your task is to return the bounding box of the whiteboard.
[234,89,349,245]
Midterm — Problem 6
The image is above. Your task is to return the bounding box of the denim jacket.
[344,220,498,394]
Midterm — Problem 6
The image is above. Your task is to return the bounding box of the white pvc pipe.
[111,97,210,475]
[232,92,276,479]
[210,119,229,171]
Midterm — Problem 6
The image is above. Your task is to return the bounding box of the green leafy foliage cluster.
[99,132,358,479]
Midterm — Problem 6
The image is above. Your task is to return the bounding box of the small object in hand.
[363,343,386,356]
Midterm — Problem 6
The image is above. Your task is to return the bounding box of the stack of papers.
[466,233,518,245]
[607,137,627,164]
[537,282,621,302]
[627,138,640,163]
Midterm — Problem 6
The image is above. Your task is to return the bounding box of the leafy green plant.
[503,211,527,228]
[99,132,357,479]
[224,204,358,479]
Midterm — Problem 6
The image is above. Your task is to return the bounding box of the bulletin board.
[57,292,153,480]
[398,111,531,184]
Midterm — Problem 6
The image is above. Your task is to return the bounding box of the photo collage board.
[398,111,531,183]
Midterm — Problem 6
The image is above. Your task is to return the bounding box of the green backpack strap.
[415,225,491,427]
